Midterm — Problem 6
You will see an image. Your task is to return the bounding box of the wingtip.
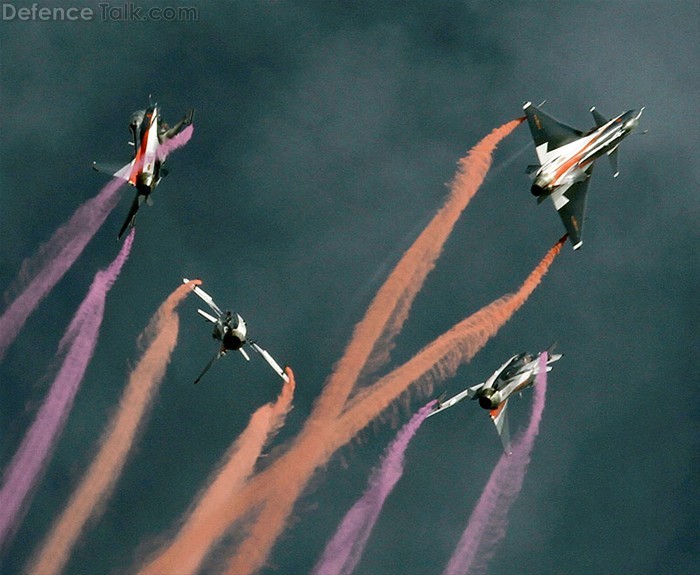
[523,101,532,110]
[573,241,583,250]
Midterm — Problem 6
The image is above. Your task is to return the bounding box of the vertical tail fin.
[590,106,608,128]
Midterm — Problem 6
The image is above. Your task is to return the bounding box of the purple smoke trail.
[157,124,194,160]
[0,231,134,548]
[0,124,193,362]
[443,352,549,575]
[312,401,436,575]
[0,178,124,361]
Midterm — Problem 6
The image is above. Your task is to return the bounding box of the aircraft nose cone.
[623,115,638,132]
[623,108,643,132]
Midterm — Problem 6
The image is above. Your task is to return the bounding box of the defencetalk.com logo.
[2,2,199,22]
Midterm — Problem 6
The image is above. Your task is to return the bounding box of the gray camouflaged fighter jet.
[93,103,194,239]
[523,102,644,250]
[428,348,562,454]
[182,279,290,385]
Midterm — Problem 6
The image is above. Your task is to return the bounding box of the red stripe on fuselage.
[128,111,154,186]
[552,129,605,185]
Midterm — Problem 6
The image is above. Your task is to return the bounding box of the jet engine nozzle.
[531,170,554,197]
[530,183,546,197]
[478,388,502,410]
[222,331,245,351]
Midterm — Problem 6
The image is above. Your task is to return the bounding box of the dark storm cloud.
[1,2,697,574]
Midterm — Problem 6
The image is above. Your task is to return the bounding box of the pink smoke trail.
[221,237,564,575]
[312,401,435,575]
[28,280,197,575]
[0,124,193,362]
[443,352,549,575]
[0,178,124,361]
[157,124,194,160]
[0,231,134,548]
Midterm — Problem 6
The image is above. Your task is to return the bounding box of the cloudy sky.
[1,1,698,574]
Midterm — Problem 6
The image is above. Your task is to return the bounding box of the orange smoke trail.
[137,368,295,575]
[215,121,524,572]
[27,281,198,575]
[362,117,525,376]
[317,118,523,421]
[223,237,565,575]
[336,236,566,445]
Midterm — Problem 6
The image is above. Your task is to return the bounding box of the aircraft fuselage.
[216,312,248,351]
[128,105,163,196]
[428,349,561,453]
[531,109,641,201]
[476,353,538,410]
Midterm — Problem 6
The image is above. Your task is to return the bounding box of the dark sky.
[1,2,698,574]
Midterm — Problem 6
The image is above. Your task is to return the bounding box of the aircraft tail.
[117,193,140,240]
[590,106,608,128]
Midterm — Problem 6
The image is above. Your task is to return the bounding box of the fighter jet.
[183,278,290,385]
[523,101,644,249]
[428,348,562,453]
[93,102,195,239]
